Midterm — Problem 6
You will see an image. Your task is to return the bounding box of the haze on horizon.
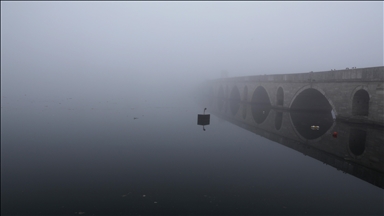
[1,1,383,105]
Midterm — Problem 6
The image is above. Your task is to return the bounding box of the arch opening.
[291,88,332,112]
[242,86,248,119]
[276,87,284,106]
[352,89,369,116]
[290,88,333,140]
[230,86,241,116]
[243,86,248,102]
[251,86,271,124]
[224,85,229,113]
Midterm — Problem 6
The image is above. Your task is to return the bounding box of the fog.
[1,2,383,105]
[2,2,384,215]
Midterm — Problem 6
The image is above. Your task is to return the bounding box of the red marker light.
[332,132,338,138]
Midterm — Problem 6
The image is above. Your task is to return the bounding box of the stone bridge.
[198,66,384,126]
[196,66,384,188]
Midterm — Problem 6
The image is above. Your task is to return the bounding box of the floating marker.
[332,132,338,138]
[197,108,210,131]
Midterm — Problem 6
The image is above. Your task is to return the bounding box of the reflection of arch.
[352,88,370,116]
[230,86,241,116]
[349,128,366,156]
[276,87,284,106]
[275,111,283,130]
[290,111,334,140]
[251,86,271,124]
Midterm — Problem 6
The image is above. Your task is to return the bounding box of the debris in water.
[310,125,320,130]
[122,192,131,197]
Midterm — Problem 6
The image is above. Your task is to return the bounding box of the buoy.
[332,132,338,138]
[197,108,210,131]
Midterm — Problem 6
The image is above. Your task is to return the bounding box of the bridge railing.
[209,66,384,83]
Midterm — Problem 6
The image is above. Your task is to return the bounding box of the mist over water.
[2,95,383,215]
[1,2,383,215]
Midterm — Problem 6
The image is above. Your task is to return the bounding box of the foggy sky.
[1,2,383,103]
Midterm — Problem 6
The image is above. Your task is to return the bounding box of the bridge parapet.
[211,66,384,83]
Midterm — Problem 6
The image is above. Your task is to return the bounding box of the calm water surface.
[1,96,383,215]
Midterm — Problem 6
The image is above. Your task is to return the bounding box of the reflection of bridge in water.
[197,66,384,189]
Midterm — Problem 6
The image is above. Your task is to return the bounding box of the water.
[1,96,383,215]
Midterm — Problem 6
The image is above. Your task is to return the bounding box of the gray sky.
[1,1,383,103]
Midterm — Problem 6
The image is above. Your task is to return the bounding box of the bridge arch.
[251,85,272,124]
[224,85,229,114]
[351,86,370,116]
[230,85,241,116]
[289,86,336,141]
[243,86,249,102]
[251,85,272,104]
[242,86,248,119]
[276,87,284,106]
[289,85,337,116]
